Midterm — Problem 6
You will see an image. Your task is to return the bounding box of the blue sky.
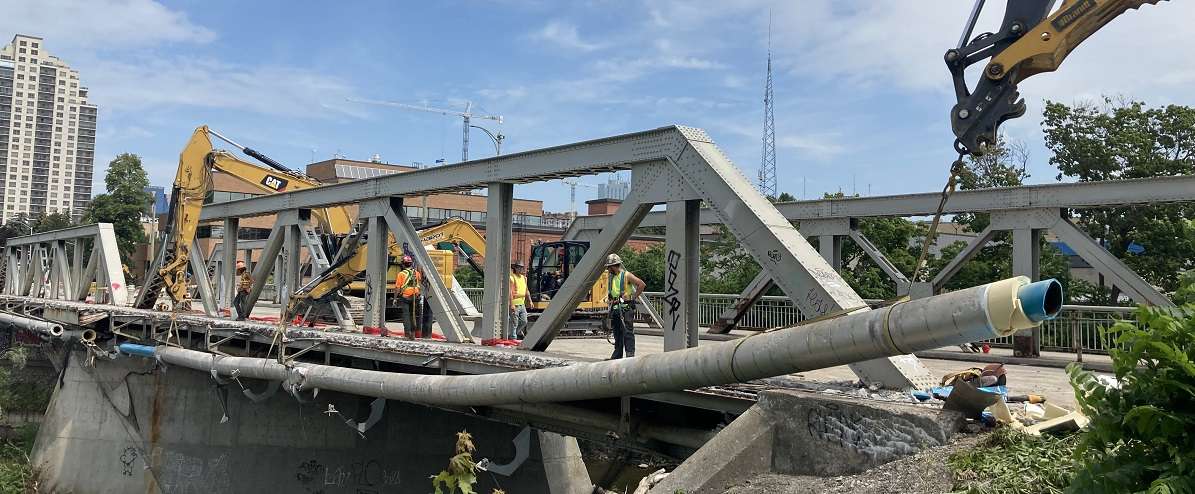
[4,0,1194,213]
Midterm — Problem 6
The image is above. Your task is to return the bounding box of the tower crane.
[346,97,503,162]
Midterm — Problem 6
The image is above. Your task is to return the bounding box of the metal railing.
[463,287,1137,355]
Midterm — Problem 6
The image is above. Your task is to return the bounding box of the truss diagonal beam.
[1048,216,1172,306]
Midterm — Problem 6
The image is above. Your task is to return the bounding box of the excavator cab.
[528,241,608,313]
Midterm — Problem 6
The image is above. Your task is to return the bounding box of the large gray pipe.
[0,311,64,338]
[129,276,1061,405]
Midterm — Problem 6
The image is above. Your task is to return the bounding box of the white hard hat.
[605,253,623,266]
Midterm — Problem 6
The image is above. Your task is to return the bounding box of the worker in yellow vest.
[509,261,533,339]
[605,253,646,359]
[392,255,422,339]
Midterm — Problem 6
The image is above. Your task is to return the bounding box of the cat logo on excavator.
[260,174,289,191]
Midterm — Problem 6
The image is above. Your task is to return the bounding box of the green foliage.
[0,347,39,417]
[837,216,925,299]
[1173,270,1195,306]
[949,427,1080,494]
[1043,99,1195,295]
[454,265,482,289]
[1065,303,1195,493]
[699,225,761,294]
[0,424,37,494]
[431,430,478,494]
[617,243,665,292]
[83,153,153,264]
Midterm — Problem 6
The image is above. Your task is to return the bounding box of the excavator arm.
[947,0,1165,154]
[287,218,487,317]
[135,125,353,309]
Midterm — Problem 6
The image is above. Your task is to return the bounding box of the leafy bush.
[949,427,1080,494]
[1066,304,1195,493]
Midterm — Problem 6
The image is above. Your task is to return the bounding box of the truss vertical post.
[222,218,239,311]
[522,188,651,351]
[817,235,843,270]
[663,200,700,351]
[376,198,472,343]
[71,240,83,296]
[481,182,514,340]
[282,222,302,309]
[48,241,61,299]
[52,240,74,300]
[363,216,389,330]
[4,248,17,295]
[92,224,129,305]
[1011,228,1042,356]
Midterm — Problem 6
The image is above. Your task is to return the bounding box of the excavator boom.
[135,126,353,310]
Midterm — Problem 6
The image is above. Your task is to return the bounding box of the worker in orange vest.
[392,255,422,339]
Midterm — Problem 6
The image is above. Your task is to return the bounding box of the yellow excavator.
[135,125,357,310]
[139,126,609,326]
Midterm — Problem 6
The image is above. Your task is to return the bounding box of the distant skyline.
[2,1,1193,213]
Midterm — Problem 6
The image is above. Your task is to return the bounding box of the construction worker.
[509,261,533,339]
[605,253,645,359]
[393,255,422,339]
[234,260,251,321]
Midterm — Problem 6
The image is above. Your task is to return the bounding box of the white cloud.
[0,0,216,48]
[777,134,845,158]
[528,20,607,52]
[83,57,361,119]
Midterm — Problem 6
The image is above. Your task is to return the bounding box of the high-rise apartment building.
[0,34,96,223]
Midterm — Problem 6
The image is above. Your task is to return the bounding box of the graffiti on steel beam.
[663,249,682,333]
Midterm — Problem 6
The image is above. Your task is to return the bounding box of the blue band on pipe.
[1017,278,1064,322]
[118,343,158,358]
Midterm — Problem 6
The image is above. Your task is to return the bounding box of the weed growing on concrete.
[431,430,478,494]
[949,427,1079,494]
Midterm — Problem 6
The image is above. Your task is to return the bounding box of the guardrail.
[463,287,1135,355]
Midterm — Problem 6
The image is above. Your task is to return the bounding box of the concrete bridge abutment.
[31,352,593,494]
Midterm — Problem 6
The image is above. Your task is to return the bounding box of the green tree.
[838,216,926,299]
[699,225,762,294]
[32,212,73,233]
[83,153,152,263]
[617,243,665,292]
[1043,98,1195,296]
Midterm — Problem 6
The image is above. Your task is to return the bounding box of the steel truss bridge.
[0,125,1189,468]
